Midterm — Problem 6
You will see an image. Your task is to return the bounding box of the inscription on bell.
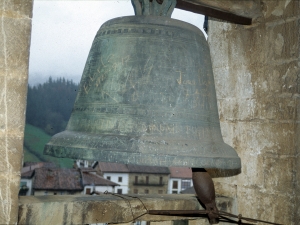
[44,16,241,170]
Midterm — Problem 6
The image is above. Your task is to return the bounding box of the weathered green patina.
[44,14,241,170]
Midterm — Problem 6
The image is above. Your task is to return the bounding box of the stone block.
[262,0,300,22]
[0,171,21,224]
[264,19,299,63]
[213,180,237,199]
[0,17,32,71]
[0,136,23,173]
[6,75,27,133]
[213,67,237,99]
[253,61,299,100]
[0,0,33,18]
[253,97,297,121]
[295,155,300,194]
[218,98,255,121]
[263,156,295,193]
[236,187,259,219]
[209,23,267,69]
[188,219,208,225]
[236,152,264,188]
[295,195,300,222]
[246,122,295,156]
[257,192,293,225]
[0,76,5,134]
[237,189,292,224]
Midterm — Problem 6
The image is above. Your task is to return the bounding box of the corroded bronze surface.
[44,16,241,169]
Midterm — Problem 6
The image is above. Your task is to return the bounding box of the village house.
[24,165,119,196]
[80,168,119,194]
[97,162,130,194]
[19,162,56,196]
[168,167,193,194]
[96,162,170,194]
[127,164,170,195]
[33,168,83,195]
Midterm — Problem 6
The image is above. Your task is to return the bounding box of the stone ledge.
[18,194,233,224]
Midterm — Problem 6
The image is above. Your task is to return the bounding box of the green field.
[23,124,74,168]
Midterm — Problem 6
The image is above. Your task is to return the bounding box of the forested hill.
[26,77,79,135]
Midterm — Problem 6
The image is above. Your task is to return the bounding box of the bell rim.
[44,130,241,170]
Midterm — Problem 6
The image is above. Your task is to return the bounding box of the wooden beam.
[18,194,233,224]
[176,0,253,25]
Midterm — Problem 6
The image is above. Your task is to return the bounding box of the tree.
[26,77,79,135]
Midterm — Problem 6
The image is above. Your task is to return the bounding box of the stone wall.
[208,0,300,224]
[0,0,33,223]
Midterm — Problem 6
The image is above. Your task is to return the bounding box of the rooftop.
[98,162,130,173]
[81,171,119,186]
[169,167,192,179]
[33,168,83,191]
[127,164,170,174]
[98,162,170,174]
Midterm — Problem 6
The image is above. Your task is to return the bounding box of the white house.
[168,167,193,194]
[97,162,129,194]
[81,169,119,195]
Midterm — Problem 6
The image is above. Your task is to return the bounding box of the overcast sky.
[28,0,205,85]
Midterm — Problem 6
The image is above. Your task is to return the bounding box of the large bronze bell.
[44,0,241,170]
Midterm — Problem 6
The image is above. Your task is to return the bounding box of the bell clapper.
[192,168,219,224]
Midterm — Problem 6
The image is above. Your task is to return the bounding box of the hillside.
[23,124,74,168]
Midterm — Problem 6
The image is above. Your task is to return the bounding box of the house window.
[118,177,122,182]
[181,179,191,190]
[146,176,149,184]
[20,181,27,188]
[107,176,111,180]
[159,177,163,185]
[117,189,122,194]
[86,188,91,195]
[172,180,178,189]
[145,189,149,194]
[158,190,163,194]
[172,190,177,194]
[134,189,138,194]
[135,176,138,184]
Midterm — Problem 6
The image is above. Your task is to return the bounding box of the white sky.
[28,0,205,85]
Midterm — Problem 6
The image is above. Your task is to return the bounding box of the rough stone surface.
[18,194,233,224]
[0,0,33,224]
[208,0,299,224]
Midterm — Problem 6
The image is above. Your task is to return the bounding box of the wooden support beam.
[176,0,251,25]
[18,194,233,225]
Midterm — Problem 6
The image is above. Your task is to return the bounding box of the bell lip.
[44,130,241,170]
[100,15,206,40]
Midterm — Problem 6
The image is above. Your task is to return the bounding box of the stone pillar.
[208,1,299,224]
[0,0,33,223]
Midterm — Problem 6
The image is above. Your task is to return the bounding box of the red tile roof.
[169,167,192,179]
[81,172,119,186]
[98,162,129,173]
[127,164,170,174]
[98,162,170,174]
[33,168,83,191]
